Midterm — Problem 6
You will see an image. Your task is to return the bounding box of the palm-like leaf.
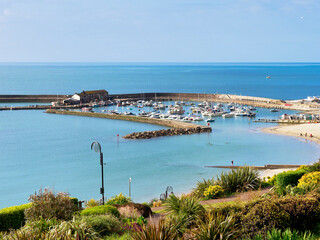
[131,219,179,240]
[191,213,239,240]
[217,166,260,193]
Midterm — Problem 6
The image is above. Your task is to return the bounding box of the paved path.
[150,187,271,220]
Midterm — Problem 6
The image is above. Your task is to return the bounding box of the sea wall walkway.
[0,94,69,103]
[1,92,320,112]
[46,109,212,139]
[0,105,83,111]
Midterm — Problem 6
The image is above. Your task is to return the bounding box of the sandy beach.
[262,123,320,145]
[259,123,320,178]
[258,168,297,179]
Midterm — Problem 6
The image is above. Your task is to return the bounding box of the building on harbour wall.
[63,90,108,105]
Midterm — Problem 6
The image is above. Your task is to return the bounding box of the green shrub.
[2,218,99,239]
[209,202,244,217]
[192,177,216,198]
[217,166,261,193]
[80,205,120,218]
[106,193,132,206]
[70,197,79,207]
[239,195,320,237]
[81,214,121,236]
[0,203,31,231]
[25,217,60,233]
[204,185,224,199]
[306,160,320,172]
[276,170,306,188]
[25,188,79,221]
[249,228,317,240]
[271,184,310,197]
[105,233,132,240]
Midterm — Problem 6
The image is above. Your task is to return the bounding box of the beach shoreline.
[262,123,320,146]
[258,123,320,178]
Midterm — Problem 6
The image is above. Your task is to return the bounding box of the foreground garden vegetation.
[1,162,320,239]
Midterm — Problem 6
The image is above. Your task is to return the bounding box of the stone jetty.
[46,109,212,139]
[123,126,211,139]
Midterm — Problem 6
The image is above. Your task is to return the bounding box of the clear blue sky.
[0,0,319,62]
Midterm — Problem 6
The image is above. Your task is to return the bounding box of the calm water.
[1,63,320,208]
[0,63,320,99]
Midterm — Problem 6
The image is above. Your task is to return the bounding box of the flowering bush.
[85,199,99,208]
[298,171,320,187]
[204,185,224,199]
[106,193,132,206]
[267,174,277,185]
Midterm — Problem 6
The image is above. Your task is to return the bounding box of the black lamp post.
[91,141,105,204]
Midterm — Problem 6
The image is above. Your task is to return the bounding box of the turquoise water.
[0,102,50,107]
[1,106,320,208]
[1,63,320,209]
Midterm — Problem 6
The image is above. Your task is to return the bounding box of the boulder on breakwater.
[123,126,212,139]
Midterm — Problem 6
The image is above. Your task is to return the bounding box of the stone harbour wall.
[46,109,212,139]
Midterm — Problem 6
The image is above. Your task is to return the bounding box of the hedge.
[0,203,31,231]
[239,195,320,237]
[276,170,306,188]
[80,205,120,218]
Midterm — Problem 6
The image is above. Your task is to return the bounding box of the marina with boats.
[77,99,259,124]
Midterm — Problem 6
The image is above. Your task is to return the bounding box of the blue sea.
[1,63,320,209]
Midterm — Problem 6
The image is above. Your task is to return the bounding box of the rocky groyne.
[123,126,212,139]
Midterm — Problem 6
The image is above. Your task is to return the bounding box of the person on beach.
[231,160,234,166]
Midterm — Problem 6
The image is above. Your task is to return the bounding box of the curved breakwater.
[46,109,212,139]
[2,92,320,112]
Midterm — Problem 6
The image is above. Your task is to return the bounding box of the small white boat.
[222,113,234,118]
[123,111,135,116]
[138,111,148,117]
[212,112,224,117]
[82,107,92,111]
[181,117,191,123]
[206,118,215,122]
[193,116,204,121]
